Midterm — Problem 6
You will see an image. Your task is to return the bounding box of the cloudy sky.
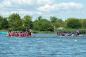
[0,0,86,19]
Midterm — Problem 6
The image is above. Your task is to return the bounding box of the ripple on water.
[0,34,86,57]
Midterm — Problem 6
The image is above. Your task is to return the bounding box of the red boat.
[8,32,32,37]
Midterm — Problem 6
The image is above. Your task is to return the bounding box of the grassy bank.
[32,30,54,34]
[57,28,86,34]
[0,30,8,32]
[0,29,86,34]
[32,29,86,34]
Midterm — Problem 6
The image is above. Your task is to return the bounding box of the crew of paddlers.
[8,29,80,37]
[57,30,80,36]
[8,31,32,37]
[8,29,32,37]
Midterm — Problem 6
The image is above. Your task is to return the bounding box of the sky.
[0,0,86,20]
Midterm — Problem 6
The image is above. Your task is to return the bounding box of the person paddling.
[28,29,32,37]
[76,30,80,35]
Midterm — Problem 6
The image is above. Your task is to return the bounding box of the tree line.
[0,13,86,32]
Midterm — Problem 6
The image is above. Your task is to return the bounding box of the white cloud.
[0,0,33,8]
[37,3,55,12]
[0,0,84,18]
[38,2,83,12]
[56,2,83,9]
[0,0,12,8]
[0,8,42,17]
[0,0,53,8]
[12,9,42,15]
[36,0,52,5]
[0,0,51,16]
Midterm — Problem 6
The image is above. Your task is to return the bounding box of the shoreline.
[0,29,86,34]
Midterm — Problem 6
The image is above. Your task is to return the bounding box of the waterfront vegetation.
[0,13,86,34]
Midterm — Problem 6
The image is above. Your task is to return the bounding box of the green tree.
[0,16,8,29]
[33,16,53,31]
[50,16,57,23]
[2,18,8,29]
[66,18,81,29]
[23,15,33,30]
[37,16,42,20]
[80,19,86,28]
[50,16,64,28]
[8,13,22,31]
[0,16,4,29]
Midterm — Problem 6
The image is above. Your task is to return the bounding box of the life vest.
[15,33,19,37]
[29,32,31,36]
[8,33,11,37]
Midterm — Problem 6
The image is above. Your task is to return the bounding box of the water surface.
[0,33,86,57]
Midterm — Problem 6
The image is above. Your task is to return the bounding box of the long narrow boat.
[8,32,32,37]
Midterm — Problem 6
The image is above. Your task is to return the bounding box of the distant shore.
[0,29,86,34]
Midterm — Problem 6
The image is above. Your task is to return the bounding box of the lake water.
[0,33,86,57]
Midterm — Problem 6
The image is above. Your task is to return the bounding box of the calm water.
[0,33,86,57]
